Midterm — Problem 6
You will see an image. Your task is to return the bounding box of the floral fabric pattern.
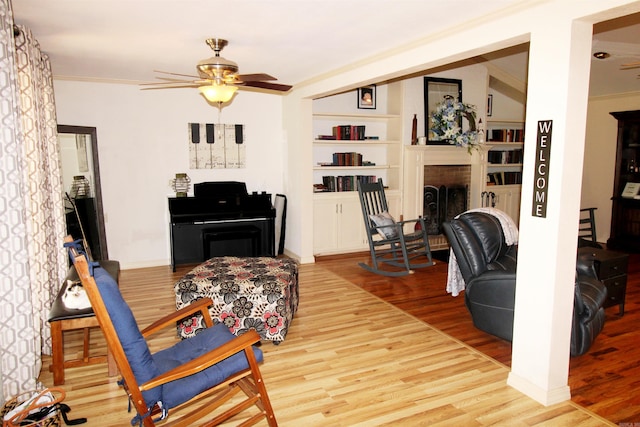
[175,256,299,343]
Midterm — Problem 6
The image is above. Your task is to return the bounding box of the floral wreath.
[429,96,481,153]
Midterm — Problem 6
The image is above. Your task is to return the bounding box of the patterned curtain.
[0,0,67,402]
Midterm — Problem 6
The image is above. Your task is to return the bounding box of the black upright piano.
[168,181,275,271]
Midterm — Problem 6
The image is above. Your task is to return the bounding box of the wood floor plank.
[37,258,618,426]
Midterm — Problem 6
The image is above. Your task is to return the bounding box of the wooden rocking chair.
[357,179,434,276]
[63,236,277,426]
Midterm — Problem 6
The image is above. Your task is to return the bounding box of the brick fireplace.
[402,145,483,251]
[423,165,471,235]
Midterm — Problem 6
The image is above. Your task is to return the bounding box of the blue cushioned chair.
[64,237,277,427]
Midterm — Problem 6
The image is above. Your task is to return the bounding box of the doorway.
[57,125,108,260]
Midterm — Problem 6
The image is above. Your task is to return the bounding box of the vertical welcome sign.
[532,120,553,217]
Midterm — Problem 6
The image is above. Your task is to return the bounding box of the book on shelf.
[314,183,329,192]
[503,171,522,184]
[487,128,525,142]
[487,149,524,164]
[320,175,377,192]
[331,125,366,140]
[332,152,363,166]
[316,133,380,141]
[487,171,522,185]
[621,182,640,198]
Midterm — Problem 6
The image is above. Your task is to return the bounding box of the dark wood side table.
[578,246,629,315]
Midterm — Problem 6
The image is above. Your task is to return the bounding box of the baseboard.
[119,259,171,270]
[507,372,571,406]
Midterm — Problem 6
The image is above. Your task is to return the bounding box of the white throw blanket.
[446,208,519,297]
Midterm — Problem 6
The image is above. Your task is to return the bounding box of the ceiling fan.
[141,38,292,103]
[621,60,640,70]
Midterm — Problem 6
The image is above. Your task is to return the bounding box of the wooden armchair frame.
[65,236,277,426]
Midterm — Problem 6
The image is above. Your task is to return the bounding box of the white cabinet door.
[313,194,367,255]
[386,192,401,219]
[313,197,339,253]
[491,185,521,225]
[337,197,367,251]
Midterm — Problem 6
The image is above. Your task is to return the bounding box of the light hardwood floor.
[37,256,621,426]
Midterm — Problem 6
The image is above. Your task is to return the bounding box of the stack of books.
[487,149,524,164]
[331,152,363,166]
[320,175,377,192]
[486,128,524,142]
[487,171,522,185]
[316,125,368,140]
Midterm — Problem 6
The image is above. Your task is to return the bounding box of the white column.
[507,17,593,405]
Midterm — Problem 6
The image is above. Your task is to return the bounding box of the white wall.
[489,89,526,121]
[54,80,284,268]
[583,91,640,242]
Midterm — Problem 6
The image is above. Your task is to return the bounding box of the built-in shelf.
[312,82,403,255]
[314,165,397,171]
[313,112,401,119]
[313,140,400,145]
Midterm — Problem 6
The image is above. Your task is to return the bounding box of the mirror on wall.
[57,125,108,260]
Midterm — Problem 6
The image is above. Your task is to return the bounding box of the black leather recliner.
[443,211,607,356]
[572,252,608,356]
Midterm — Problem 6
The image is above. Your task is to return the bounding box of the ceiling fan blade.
[140,84,200,90]
[154,69,200,79]
[139,79,192,86]
[241,81,292,92]
[140,78,210,86]
[237,73,277,82]
[154,76,195,82]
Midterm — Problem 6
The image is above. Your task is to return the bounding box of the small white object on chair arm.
[369,211,399,239]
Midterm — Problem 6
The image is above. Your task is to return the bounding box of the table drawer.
[602,275,627,305]
[595,256,629,279]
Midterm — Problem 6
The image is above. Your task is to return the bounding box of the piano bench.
[48,260,120,385]
[202,226,261,259]
[175,256,299,344]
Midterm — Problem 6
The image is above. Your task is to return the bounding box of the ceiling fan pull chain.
[217,102,223,134]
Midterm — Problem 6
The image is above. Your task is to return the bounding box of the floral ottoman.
[174,256,299,343]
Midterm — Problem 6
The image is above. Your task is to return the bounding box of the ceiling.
[10,1,640,98]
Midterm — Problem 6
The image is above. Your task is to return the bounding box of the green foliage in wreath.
[429,97,481,153]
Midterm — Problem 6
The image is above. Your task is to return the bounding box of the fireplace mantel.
[402,145,485,225]
[404,145,481,165]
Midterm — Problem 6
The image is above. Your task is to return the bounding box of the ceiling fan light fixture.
[593,51,610,60]
[198,83,238,103]
[142,38,291,100]
[197,56,239,78]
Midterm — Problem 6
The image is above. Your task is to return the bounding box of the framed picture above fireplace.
[424,77,462,144]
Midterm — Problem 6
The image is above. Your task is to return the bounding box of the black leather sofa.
[443,211,607,356]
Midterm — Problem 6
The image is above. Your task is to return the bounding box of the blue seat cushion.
[93,267,162,406]
[153,323,263,409]
[93,265,264,411]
